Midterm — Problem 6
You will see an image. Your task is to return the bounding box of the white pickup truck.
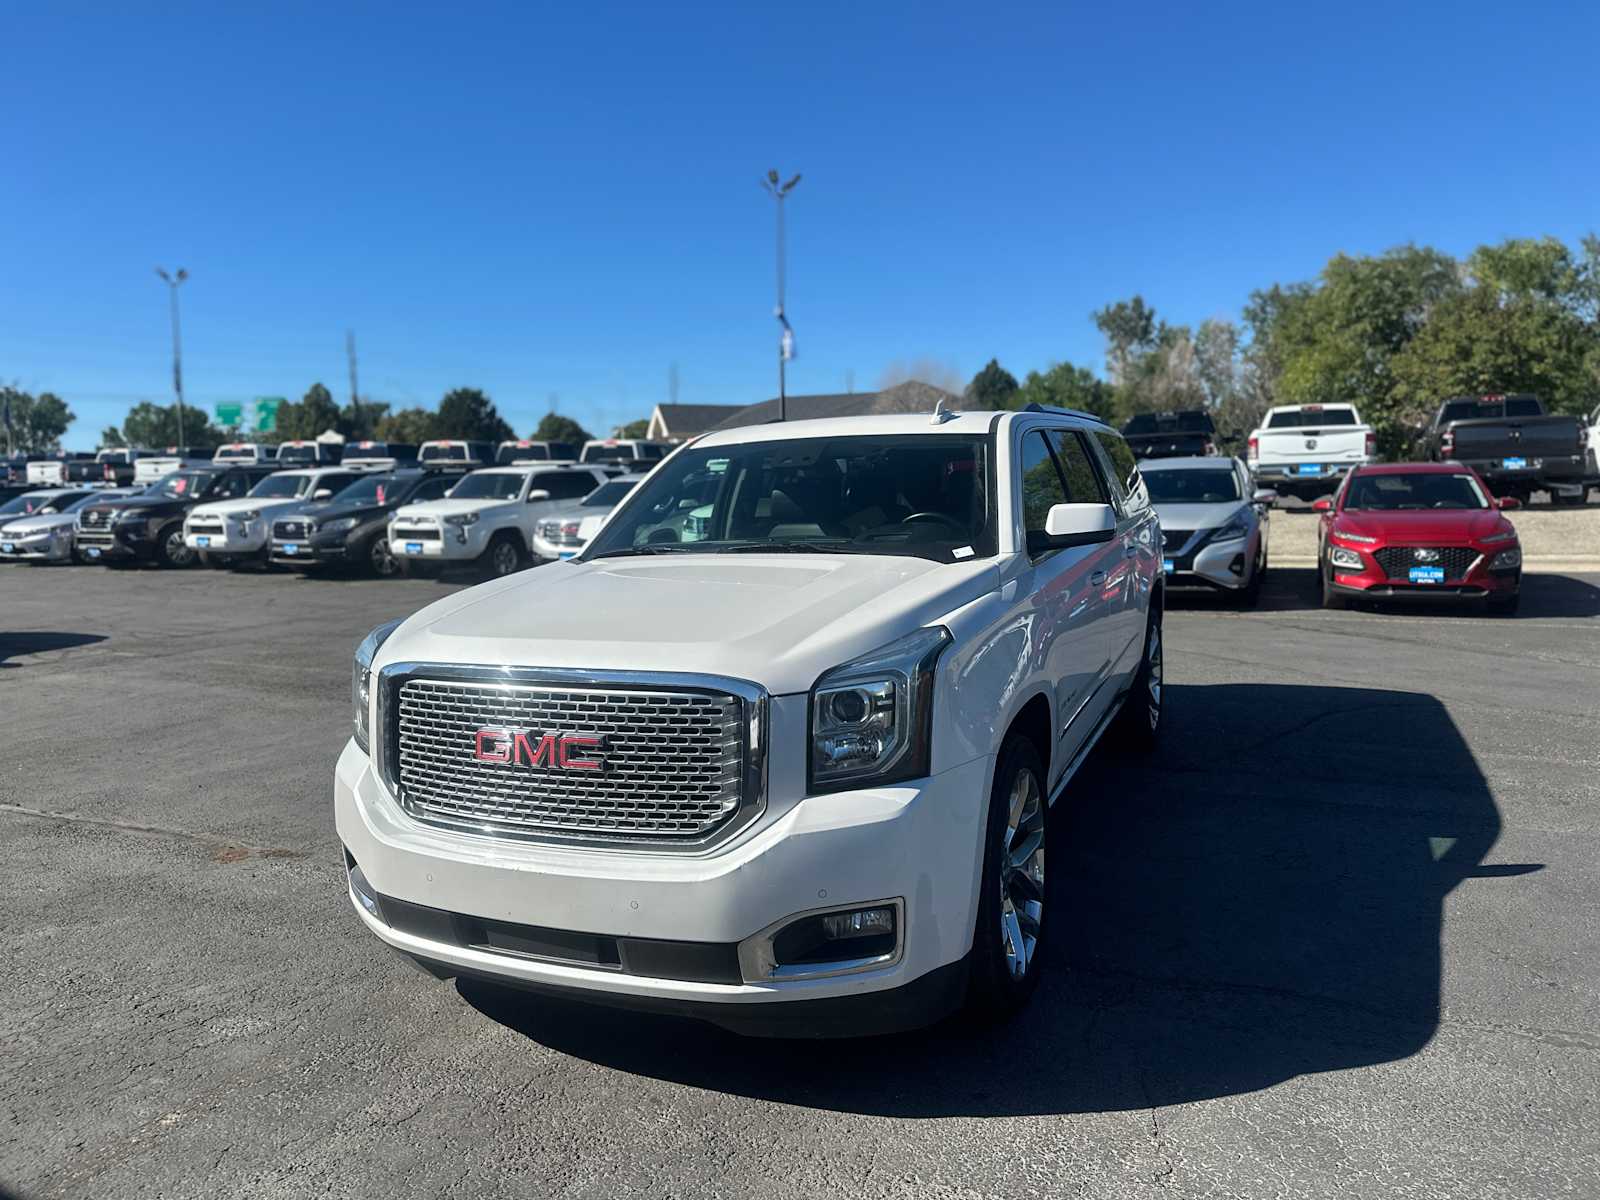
[386,464,611,577]
[338,405,1166,1036]
[1247,403,1375,499]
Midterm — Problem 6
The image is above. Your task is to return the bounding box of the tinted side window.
[210,472,251,499]
[1019,432,1069,557]
[1091,430,1148,513]
[553,473,598,500]
[1048,431,1111,506]
[320,473,358,494]
[413,476,453,501]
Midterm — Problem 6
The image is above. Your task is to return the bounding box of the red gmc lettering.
[474,730,512,763]
[512,732,559,767]
[557,735,604,771]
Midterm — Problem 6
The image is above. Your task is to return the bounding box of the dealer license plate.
[406,542,423,554]
[282,543,300,555]
[1502,456,1527,470]
[0,542,12,553]
[1162,558,1174,574]
[1296,463,1322,476]
[1408,565,1445,585]
[85,547,101,557]
[195,535,210,547]
[558,550,576,559]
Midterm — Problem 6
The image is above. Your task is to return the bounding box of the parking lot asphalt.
[3,563,1599,1200]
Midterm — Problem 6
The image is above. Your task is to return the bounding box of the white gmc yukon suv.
[338,406,1165,1035]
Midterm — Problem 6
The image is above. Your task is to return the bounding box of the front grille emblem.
[1414,548,1441,563]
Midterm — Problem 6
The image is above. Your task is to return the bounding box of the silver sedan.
[530,474,648,562]
[1142,456,1273,605]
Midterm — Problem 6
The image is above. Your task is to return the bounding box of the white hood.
[190,495,305,518]
[393,499,514,522]
[1153,500,1248,534]
[378,553,1000,696]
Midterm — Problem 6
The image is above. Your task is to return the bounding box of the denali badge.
[1414,548,1441,563]
[474,729,606,771]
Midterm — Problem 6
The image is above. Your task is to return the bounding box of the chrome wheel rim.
[166,530,193,566]
[999,767,1045,981]
[491,543,518,575]
[371,537,397,576]
[1146,622,1163,730]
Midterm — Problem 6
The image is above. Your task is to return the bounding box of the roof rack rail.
[1020,402,1110,424]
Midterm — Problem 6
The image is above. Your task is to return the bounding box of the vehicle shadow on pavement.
[462,682,1528,1116]
[1168,567,1600,619]
[0,630,105,668]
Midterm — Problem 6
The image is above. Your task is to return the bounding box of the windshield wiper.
[718,541,867,554]
[586,544,699,560]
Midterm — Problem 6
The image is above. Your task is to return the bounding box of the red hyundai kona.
[1315,463,1522,614]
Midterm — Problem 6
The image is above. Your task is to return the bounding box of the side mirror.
[1497,495,1522,510]
[1043,502,1116,548]
[1252,488,1278,505]
[312,488,333,500]
[526,489,550,502]
[1312,498,1333,512]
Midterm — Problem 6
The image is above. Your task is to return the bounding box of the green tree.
[114,401,228,449]
[1014,362,1116,420]
[276,382,343,441]
[531,412,594,445]
[99,426,128,448]
[963,359,1020,409]
[617,418,650,438]
[1,388,76,452]
[374,407,440,444]
[339,399,389,440]
[437,388,514,442]
[1092,296,1160,385]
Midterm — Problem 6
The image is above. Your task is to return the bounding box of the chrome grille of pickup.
[393,678,748,842]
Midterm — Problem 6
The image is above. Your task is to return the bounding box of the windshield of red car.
[1344,473,1489,511]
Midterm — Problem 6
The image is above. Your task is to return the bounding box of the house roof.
[649,403,745,438]
[705,381,967,432]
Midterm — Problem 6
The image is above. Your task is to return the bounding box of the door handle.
[1124,541,1139,558]
[1089,570,1106,586]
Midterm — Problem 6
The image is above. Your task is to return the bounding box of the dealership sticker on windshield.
[1408,565,1445,584]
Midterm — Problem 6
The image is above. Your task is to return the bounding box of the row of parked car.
[1125,393,1597,505]
[0,437,673,577]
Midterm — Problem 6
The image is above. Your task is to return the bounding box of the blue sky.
[5,1,1597,449]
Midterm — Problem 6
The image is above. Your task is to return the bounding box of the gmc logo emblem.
[474,729,606,771]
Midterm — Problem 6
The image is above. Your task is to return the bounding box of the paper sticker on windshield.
[952,546,975,559]
[707,458,729,473]
[376,485,385,504]
[173,478,188,494]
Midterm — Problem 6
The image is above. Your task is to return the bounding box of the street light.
[761,170,801,420]
[155,267,189,444]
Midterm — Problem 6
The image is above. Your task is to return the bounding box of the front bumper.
[0,531,70,562]
[73,524,151,561]
[1161,532,1253,590]
[334,737,988,1033]
[531,533,583,561]
[388,524,485,561]
[271,536,350,566]
[184,522,269,555]
[1326,543,1519,601]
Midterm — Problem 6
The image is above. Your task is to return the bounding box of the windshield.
[1344,472,1489,511]
[1266,408,1357,428]
[1143,469,1241,504]
[582,480,639,507]
[60,492,107,514]
[1,492,67,517]
[446,472,525,500]
[584,435,996,562]
[1124,412,1214,435]
[151,471,218,498]
[249,474,311,499]
[420,444,468,462]
[332,474,400,504]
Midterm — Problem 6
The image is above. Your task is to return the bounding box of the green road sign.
[215,401,243,427]
[254,397,283,434]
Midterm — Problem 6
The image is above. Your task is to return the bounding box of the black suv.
[74,465,278,567]
[268,469,456,576]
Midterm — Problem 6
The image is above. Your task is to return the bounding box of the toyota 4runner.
[338,406,1165,1035]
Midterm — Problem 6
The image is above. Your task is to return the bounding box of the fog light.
[821,906,895,940]
[347,860,384,922]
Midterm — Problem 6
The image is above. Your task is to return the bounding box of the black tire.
[964,735,1050,1023]
[480,532,525,579]
[154,523,195,568]
[1111,607,1164,750]
[364,533,400,578]
[1238,546,1265,608]
[1320,563,1348,610]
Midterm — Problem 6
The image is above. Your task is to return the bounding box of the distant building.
[645,403,745,442]
[706,380,967,433]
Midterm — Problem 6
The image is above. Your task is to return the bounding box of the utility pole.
[669,361,679,405]
[346,330,360,432]
[155,268,189,444]
[761,170,800,420]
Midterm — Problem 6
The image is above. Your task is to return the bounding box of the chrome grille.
[274,518,310,539]
[187,520,225,535]
[391,676,752,843]
[78,508,113,528]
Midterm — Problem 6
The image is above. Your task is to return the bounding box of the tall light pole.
[761,169,800,420]
[155,268,189,444]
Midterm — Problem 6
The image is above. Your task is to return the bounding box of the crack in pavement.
[0,803,309,862]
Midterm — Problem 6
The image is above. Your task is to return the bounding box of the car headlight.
[1328,545,1364,569]
[352,619,404,753]
[235,509,260,523]
[443,512,479,527]
[1208,513,1251,543]
[1481,528,1516,544]
[809,626,950,793]
[113,509,143,525]
[319,516,358,534]
[1491,546,1522,569]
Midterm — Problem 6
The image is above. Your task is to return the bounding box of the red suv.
[1316,463,1522,614]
